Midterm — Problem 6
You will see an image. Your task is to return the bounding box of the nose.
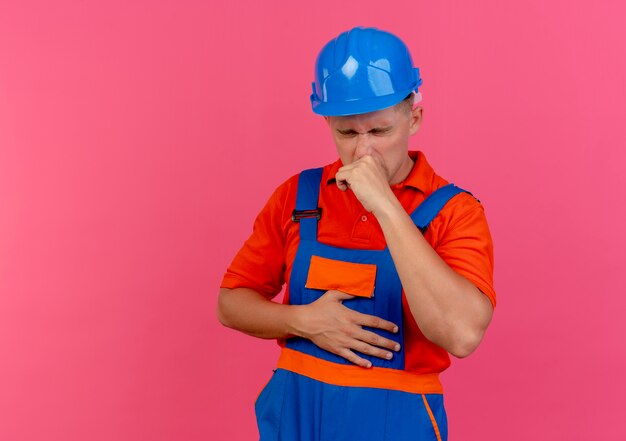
[354,133,373,159]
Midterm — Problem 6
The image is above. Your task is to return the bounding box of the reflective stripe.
[277,348,443,394]
[422,394,443,441]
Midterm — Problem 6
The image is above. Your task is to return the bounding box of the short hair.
[396,93,415,114]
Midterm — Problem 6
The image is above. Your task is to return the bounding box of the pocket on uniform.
[255,370,287,439]
[421,394,447,441]
[305,255,377,298]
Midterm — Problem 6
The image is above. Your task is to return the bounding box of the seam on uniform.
[382,389,390,441]
[421,394,442,441]
[274,371,288,438]
[437,193,484,237]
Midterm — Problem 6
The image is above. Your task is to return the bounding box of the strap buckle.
[291,208,322,223]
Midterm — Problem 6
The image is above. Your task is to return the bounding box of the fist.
[335,155,393,213]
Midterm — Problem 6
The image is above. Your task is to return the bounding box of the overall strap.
[293,167,324,240]
[410,183,470,234]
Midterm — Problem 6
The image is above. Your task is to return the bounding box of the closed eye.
[370,127,392,135]
[337,129,358,136]
[336,126,392,136]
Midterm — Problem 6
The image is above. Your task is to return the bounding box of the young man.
[218,27,496,441]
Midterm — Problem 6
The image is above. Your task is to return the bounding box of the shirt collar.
[326,150,434,193]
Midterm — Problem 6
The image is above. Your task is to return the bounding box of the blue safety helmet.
[310,27,422,116]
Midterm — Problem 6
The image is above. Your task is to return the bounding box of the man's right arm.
[219,174,400,367]
[217,287,298,339]
[217,287,401,368]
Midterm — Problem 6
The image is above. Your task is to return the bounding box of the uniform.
[221,150,496,440]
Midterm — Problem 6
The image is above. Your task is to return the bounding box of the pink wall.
[1,1,624,439]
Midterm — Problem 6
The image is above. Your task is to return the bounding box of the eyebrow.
[336,126,393,135]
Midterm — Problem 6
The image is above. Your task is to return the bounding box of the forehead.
[328,105,402,129]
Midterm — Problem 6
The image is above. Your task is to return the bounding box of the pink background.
[1,1,625,440]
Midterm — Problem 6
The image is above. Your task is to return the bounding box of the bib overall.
[255,168,468,441]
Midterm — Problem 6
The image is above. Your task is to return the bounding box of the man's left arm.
[336,155,494,358]
[375,195,494,358]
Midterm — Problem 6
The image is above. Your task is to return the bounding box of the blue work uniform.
[255,167,469,441]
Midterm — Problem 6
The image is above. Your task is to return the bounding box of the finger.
[337,162,357,173]
[356,329,401,352]
[324,289,355,302]
[356,154,389,179]
[351,155,375,171]
[337,348,372,368]
[353,311,399,334]
[335,170,351,191]
[362,153,384,167]
[348,339,395,360]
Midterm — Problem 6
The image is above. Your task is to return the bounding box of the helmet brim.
[311,87,417,117]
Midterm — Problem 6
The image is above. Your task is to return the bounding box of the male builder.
[218,26,496,441]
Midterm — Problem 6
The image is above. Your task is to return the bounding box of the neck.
[389,155,415,185]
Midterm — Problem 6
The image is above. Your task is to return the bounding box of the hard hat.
[310,27,422,116]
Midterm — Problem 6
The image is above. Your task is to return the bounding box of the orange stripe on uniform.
[422,394,443,441]
[276,348,443,394]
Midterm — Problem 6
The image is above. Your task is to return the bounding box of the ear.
[408,106,423,136]
[324,116,330,126]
